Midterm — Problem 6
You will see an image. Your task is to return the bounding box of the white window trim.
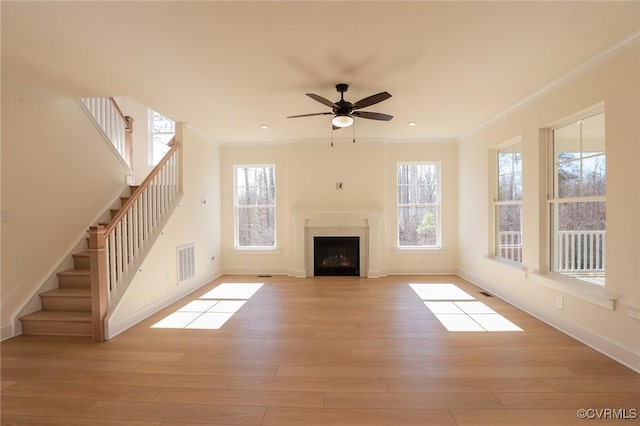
[543,104,606,288]
[396,161,442,249]
[233,164,277,250]
[490,137,523,266]
[148,109,175,166]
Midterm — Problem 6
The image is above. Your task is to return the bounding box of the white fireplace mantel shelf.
[291,209,384,227]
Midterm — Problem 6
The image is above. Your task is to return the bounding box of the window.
[234,165,276,248]
[550,111,605,285]
[397,162,440,248]
[149,109,175,165]
[495,141,523,263]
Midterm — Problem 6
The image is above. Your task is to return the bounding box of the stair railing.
[81,97,134,167]
[87,138,182,341]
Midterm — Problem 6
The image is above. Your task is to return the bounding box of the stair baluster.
[87,139,182,341]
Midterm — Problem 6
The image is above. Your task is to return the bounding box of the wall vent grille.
[177,244,195,284]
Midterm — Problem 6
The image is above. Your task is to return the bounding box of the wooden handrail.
[88,139,182,341]
[107,97,133,166]
[104,138,179,235]
[82,97,133,167]
[108,97,131,129]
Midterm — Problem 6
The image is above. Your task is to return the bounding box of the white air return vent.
[177,244,195,284]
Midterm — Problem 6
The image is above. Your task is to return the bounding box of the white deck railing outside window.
[497,230,605,273]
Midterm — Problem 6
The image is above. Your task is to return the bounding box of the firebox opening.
[313,236,360,276]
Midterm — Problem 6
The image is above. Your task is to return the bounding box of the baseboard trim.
[106,271,221,339]
[385,267,457,276]
[222,267,289,276]
[457,268,640,374]
[0,323,15,341]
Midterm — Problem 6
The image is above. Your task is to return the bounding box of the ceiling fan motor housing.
[336,83,349,93]
[334,83,352,115]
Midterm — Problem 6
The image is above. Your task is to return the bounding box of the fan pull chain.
[330,123,334,147]
[352,119,356,143]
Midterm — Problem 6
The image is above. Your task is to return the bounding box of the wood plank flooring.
[2,275,639,425]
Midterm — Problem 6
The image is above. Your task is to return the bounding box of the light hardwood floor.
[2,275,639,425]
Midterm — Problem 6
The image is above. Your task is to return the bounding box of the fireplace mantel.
[289,210,383,278]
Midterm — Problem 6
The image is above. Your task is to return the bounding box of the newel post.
[124,115,134,168]
[88,225,108,341]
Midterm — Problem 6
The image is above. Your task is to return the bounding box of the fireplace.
[313,236,360,276]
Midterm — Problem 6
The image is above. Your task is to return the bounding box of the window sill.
[393,246,446,254]
[623,301,640,321]
[530,271,615,310]
[232,247,281,255]
[484,255,527,274]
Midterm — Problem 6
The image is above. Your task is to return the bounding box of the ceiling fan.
[287,83,393,129]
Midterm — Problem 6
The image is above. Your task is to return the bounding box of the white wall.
[107,123,222,337]
[0,88,130,338]
[220,139,458,276]
[457,44,640,371]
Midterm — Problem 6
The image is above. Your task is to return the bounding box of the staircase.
[18,98,182,340]
[19,189,136,337]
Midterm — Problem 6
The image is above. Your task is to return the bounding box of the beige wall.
[107,123,222,337]
[220,139,458,276]
[115,97,154,185]
[1,88,130,337]
[457,45,640,370]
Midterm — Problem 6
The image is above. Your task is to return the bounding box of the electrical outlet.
[556,296,564,310]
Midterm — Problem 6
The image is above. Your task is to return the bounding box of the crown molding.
[460,29,640,141]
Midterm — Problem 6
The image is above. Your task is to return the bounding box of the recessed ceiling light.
[408,121,417,127]
[260,124,269,129]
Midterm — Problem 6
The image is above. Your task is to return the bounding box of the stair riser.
[21,320,92,336]
[41,297,91,312]
[58,274,91,289]
[73,256,90,270]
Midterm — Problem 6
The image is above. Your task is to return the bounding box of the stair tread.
[57,269,90,276]
[21,310,91,322]
[41,288,91,297]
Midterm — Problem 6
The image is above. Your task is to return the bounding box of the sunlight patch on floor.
[409,283,522,332]
[151,283,263,330]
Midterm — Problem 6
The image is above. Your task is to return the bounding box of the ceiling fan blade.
[306,93,337,108]
[352,111,393,121]
[287,112,332,118]
[352,92,391,110]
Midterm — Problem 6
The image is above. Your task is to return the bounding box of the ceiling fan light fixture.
[332,115,354,128]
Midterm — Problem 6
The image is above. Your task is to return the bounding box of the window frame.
[396,161,442,249]
[492,138,523,264]
[233,164,277,250]
[547,108,606,286]
[148,109,176,166]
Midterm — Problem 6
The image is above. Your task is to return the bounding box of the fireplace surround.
[290,210,382,278]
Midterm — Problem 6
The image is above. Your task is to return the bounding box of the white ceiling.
[2,1,639,144]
